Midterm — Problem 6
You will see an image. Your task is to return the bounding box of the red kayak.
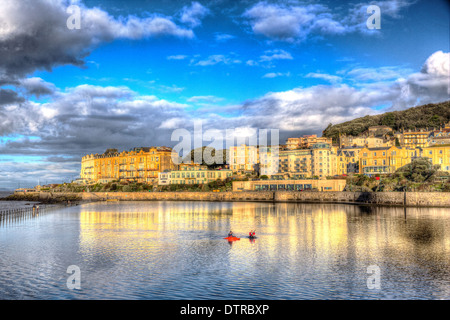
[224,236,240,241]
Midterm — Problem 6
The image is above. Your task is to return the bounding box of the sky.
[0,0,449,188]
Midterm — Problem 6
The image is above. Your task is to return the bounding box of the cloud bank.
[0,0,198,80]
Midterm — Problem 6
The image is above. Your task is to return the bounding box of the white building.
[158,172,171,185]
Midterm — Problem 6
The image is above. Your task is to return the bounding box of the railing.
[0,204,68,226]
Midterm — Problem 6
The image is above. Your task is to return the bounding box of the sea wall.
[275,191,450,207]
[78,191,275,202]
[31,191,450,207]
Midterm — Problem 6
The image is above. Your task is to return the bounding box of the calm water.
[1,201,450,300]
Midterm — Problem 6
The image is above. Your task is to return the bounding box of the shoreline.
[3,190,450,208]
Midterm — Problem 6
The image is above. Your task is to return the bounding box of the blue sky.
[0,0,449,188]
[33,0,448,104]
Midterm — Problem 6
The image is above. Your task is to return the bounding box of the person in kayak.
[249,230,256,238]
[228,230,234,237]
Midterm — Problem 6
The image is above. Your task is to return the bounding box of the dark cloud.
[0,0,196,79]
[45,156,87,163]
[0,84,189,160]
[0,89,25,106]
[20,78,57,98]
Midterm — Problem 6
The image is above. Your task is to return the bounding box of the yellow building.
[80,147,177,184]
[336,147,362,175]
[422,144,450,172]
[358,146,414,176]
[401,129,431,148]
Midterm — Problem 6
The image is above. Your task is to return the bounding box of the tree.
[394,158,439,183]
[381,112,396,127]
[104,148,118,155]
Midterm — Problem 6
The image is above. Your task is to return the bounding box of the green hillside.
[322,101,450,142]
[182,146,229,168]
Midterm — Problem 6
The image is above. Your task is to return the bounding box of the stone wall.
[79,191,275,202]
[405,192,450,207]
[275,191,450,207]
[33,191,450,207]
[274,191,405,205]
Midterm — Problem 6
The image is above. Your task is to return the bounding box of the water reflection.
[0,201,449,299]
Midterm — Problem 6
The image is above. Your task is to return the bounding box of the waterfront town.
[1,0,450,303]
[55,122,450,193]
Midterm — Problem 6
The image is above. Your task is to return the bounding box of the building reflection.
[77,200,450,298]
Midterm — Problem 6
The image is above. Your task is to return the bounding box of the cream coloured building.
[286,135,332,150]
[169,166,233,185]
[229,144,259,172]
[233,179,346,192]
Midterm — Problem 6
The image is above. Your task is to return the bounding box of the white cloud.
[262,72,291,78]
[344,66,412,82]
[243,2,345,42]
[167,55,188,60]
[179,2,210,28]
[259,49,293,62]
[187,95,225,103]
[193,54,242,66]
[214,33,235,42]
[243,1,414,42]
[344,0,415,34]
[305,72,342,84]
[157,84,185,93]
[158,117,187,129]
[421,50,449,78]
[397,50,450,104]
